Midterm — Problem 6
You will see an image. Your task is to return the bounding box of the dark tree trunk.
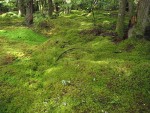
[25,0,33,26]
[55,2,60,12]
[128,0,150,38]
[116,0,127,38]
[34,0,39,12]
[124,0,135,39]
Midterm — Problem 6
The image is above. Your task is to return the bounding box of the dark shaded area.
[0,3,9,14]
[79,25,117,37]
[79,27,120,43]
[144,25,150,41]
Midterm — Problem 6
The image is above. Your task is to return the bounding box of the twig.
[56,48,78,62]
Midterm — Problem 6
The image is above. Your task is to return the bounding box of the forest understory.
[0,10,150,113]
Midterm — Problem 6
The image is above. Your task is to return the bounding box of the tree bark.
[116,0,127,38]
[128,0,150,38]
[48,0,53,17]
[25,0,33,26]
[128,0,134,18]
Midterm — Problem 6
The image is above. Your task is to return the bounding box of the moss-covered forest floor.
[0,10,150,113]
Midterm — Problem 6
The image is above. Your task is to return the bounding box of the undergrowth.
[0,10,150,113]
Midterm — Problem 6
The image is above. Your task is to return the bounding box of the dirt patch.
[80,27,117,37]
[79,28,104,36]
[101,31,117,37]
[0,54,17,65]
[79,27,122,43]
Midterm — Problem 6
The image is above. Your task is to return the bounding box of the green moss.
[0,28,47,44]
[0,10,150,113]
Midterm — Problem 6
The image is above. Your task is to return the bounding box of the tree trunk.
[34,0,39,12]
[55,2,60,15]
[48,0,53,17]
[128,0,134,18]
[25,0,33,26]
[18,0,25,17]
[116,0,127,38]
[128,0,150,38]
[39,0,45,14]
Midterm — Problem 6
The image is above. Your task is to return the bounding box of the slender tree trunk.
[128,0,150,38]
[48,0,53,17]
[116,0,127,38]
[64,0,71,14]
[18,0,25,16]
[25,0,33,26]
[55,2,60,15]
[39,0,45,14]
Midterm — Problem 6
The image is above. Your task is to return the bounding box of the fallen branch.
[56,48,78,62]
